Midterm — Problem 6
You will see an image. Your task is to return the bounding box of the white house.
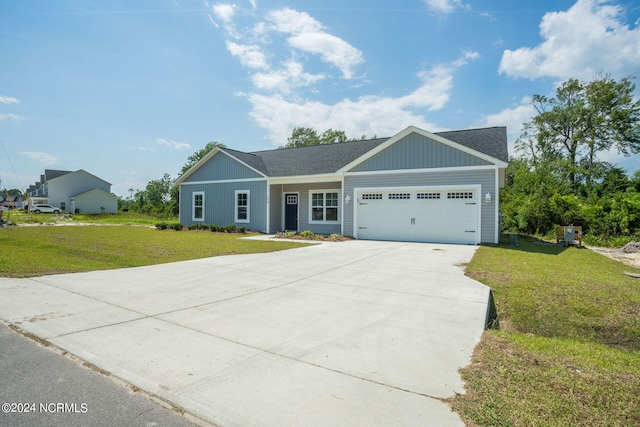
[26,169,118,214]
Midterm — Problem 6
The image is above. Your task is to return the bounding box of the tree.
[145,173,173,206]
[179,141,226,176]
[280,127,321,148]
[280,127,359,149]
[519,75,640,194]
[320,129,348,144]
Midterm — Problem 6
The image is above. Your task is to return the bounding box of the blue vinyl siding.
[349,133,491,172]
[180,181,267,231]
[183,151,264,182]
[269,184,283,233]
[343,169,497,243]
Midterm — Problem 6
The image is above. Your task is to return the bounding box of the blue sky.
[1,0,640,197]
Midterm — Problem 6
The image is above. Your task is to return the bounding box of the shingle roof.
[435,127,508,163]
[245,138,389,176]
[217,126,507,178]
[44,169,72,181]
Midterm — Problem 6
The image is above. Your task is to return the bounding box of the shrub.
[300,230,315,239]
[238,225,247,233]
[328,233,342,241]
[155,222,168,230]
[170,223,183,231]
[225,224,237,233]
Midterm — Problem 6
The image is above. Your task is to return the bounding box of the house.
[0,194,24,209]
[25,169,118,214]
[176,126,509,244]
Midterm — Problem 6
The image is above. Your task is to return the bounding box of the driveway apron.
[0,240,490,426]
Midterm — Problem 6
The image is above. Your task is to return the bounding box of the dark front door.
[284,193,298,231]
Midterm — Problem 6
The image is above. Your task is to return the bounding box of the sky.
[1,0,640,197]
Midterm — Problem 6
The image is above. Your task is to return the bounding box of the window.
[389,193,411,199]
[417,192,441,199]
[235,190,249,223]
[192,192,204,221]
[362,193,382,200]
[310,190,340,223]
[447,191,474,199]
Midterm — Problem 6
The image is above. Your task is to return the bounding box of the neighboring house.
[176,126,509,244]
[0,194,24,209]
[25,169,118,214]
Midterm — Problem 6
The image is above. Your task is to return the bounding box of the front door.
[284,193,298,231]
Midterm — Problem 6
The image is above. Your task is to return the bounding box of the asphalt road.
[0,322,206,427]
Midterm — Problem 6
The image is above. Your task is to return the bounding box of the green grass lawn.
[451,236,640,426]
[0,225,309,278]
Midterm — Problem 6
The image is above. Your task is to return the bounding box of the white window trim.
[235,190,250,223]
[192,191,205,222]
[308,189,341,224]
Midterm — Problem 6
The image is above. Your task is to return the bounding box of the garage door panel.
[356,189,478,244]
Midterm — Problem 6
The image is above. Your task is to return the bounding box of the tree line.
[503,74,640,245]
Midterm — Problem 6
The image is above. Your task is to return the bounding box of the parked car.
[30,204,61,214]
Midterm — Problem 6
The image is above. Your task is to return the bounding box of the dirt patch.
[588,245,640,269]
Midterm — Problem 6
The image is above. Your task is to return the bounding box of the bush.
[170,223,183,231]
[155,222,168,230]
[328,233,342,241]
[300,230,315,239]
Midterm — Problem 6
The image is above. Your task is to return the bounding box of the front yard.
[452,236,640,426]
[0,225,309,278]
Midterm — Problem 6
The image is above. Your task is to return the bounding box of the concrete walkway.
[0,240,489,426]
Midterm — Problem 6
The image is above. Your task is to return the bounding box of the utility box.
[556,225,583,247]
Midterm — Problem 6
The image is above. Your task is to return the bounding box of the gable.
[348,132,492,173]
[49,170,111,193]
[73,187,117,200]
[181,151,264,183]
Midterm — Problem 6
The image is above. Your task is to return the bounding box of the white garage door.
[355,188,479,244]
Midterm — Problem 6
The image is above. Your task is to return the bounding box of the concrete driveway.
[0,239,489,426]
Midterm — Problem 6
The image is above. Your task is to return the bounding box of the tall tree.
[179,141,226,176]
[145,173,173,206]
[519,75,640,193]
[280,127,358,149]
[280,127,321,148]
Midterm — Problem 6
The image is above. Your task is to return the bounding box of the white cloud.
[136,146,156,152]
[476,97,536,155]
[252,59,325,92]
[0,96,19,104]
[226,41,268,69]
[499,0,640,80]
[266,8,363,79]
[0,113,25,121]
[156,138,191,150]
[246,60,471,144]
[211,6,476,145]
[423,0,465,14]
[212,3,236,24]
[20,151,59,166]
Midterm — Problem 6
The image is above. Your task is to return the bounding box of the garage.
[354,187,480,244]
